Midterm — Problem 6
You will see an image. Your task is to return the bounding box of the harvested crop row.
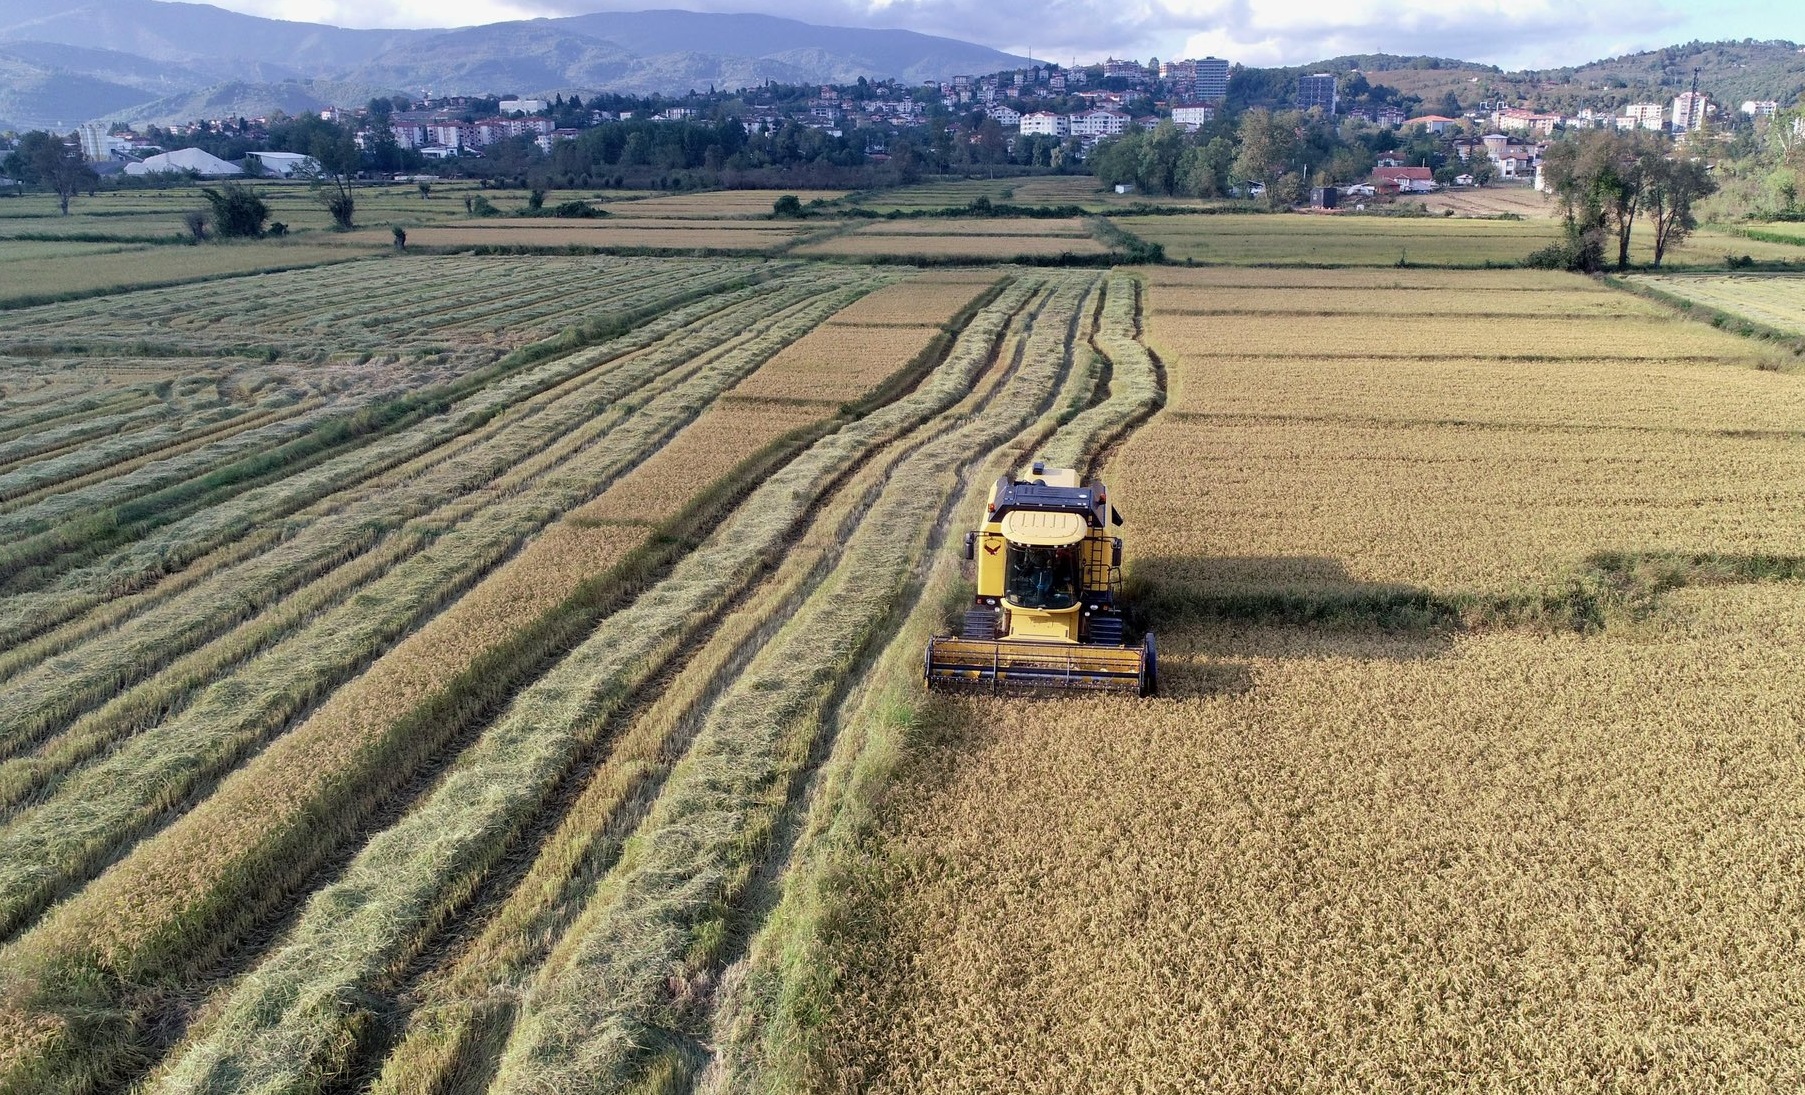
[0,268,784,651]
[0,399,308,512]
[0,272,900,1095]
[381,226,805,251]
[709,267,1166,1095]
[486,275,1100,1093]
[366,292,1034,1095]
[1038,274,1166,471]
[136,274,1049,1095]
[0,275,830,751]
[0,274,879,939]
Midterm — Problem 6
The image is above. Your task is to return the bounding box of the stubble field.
[2,180,1802,1095]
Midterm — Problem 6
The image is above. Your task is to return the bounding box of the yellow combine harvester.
[926,462,1156,695]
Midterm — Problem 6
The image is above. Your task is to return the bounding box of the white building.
[1671,91,1709,133]
[498,99,548,115]
[1742,100,1780,118]
[123,148,242,177]
[1624,103,1666,131]
[988,106,1022,127]
[1020,111,1068,137]
[75,123,127,163]
[1170,103,1216,127]
[245,151,319,177]
[1069,108,1129,138]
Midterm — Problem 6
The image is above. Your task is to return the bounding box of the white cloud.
[204,0,1699,69]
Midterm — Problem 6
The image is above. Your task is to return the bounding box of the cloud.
[208,0,1696,69]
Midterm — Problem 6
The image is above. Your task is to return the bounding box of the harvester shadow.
[1129,555,1462,699]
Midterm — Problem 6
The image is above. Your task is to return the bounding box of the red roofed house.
[1373,166,1436,193]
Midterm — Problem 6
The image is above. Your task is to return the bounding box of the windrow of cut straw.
[138,275,1045,1095]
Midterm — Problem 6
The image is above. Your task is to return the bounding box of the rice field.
[347,223,809,251]
[850,175,1222,213]
[597,189,849,218]
[1624,272,1805,336]
[5,200,1801,1095]
[722,264,1805,1095]
[795,222,1111,260]
[1116,212,1805,268]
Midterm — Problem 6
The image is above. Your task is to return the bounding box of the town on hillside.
[6,54,1803,212]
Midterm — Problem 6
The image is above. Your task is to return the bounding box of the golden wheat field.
[4,183,1803,1095]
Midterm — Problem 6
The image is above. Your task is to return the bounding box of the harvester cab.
[925,462,1156,695]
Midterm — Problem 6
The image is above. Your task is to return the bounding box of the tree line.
[1537,128,1716,270]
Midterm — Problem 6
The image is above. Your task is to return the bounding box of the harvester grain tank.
[925,462,1156,695]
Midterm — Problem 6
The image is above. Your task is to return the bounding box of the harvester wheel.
[1140,632,1158,697]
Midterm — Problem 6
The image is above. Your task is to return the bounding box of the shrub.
[202,183,270,238]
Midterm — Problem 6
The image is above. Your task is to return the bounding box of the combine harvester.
[926,462,1156,695]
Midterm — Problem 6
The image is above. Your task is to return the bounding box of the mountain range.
[1,2,1801,133]
[0,1,1029,129]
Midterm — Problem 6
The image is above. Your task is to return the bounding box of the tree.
[772,193,803,217]
[1180,136,1236,198]
[1232,109,1303,210]
[201,183,269,238]
[277,117,359,229]
[4,131,98,215]
[1644,155,1716,266]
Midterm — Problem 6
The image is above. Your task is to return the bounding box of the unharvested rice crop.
[855,217,1092,237]
[1115,213,1563,266]
[1151,312,1764,362]
[731,323,943,402]
[795,231,1107,259]
[821,276,998,326]
[1626,272,1805,336]
[775,264,1805,1095]
[0,245,376,307]
[837,593,1805,1093]
[572,400,826,524]
[1149,285,1663,317]
[1137,265,1589,290]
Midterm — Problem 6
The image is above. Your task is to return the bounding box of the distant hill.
[1303,41,1805,113]
[0,1,1029,127]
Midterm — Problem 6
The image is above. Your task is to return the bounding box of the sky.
[202,0,1800,71]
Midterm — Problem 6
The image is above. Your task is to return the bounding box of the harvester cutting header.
[926,462,1156,695]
